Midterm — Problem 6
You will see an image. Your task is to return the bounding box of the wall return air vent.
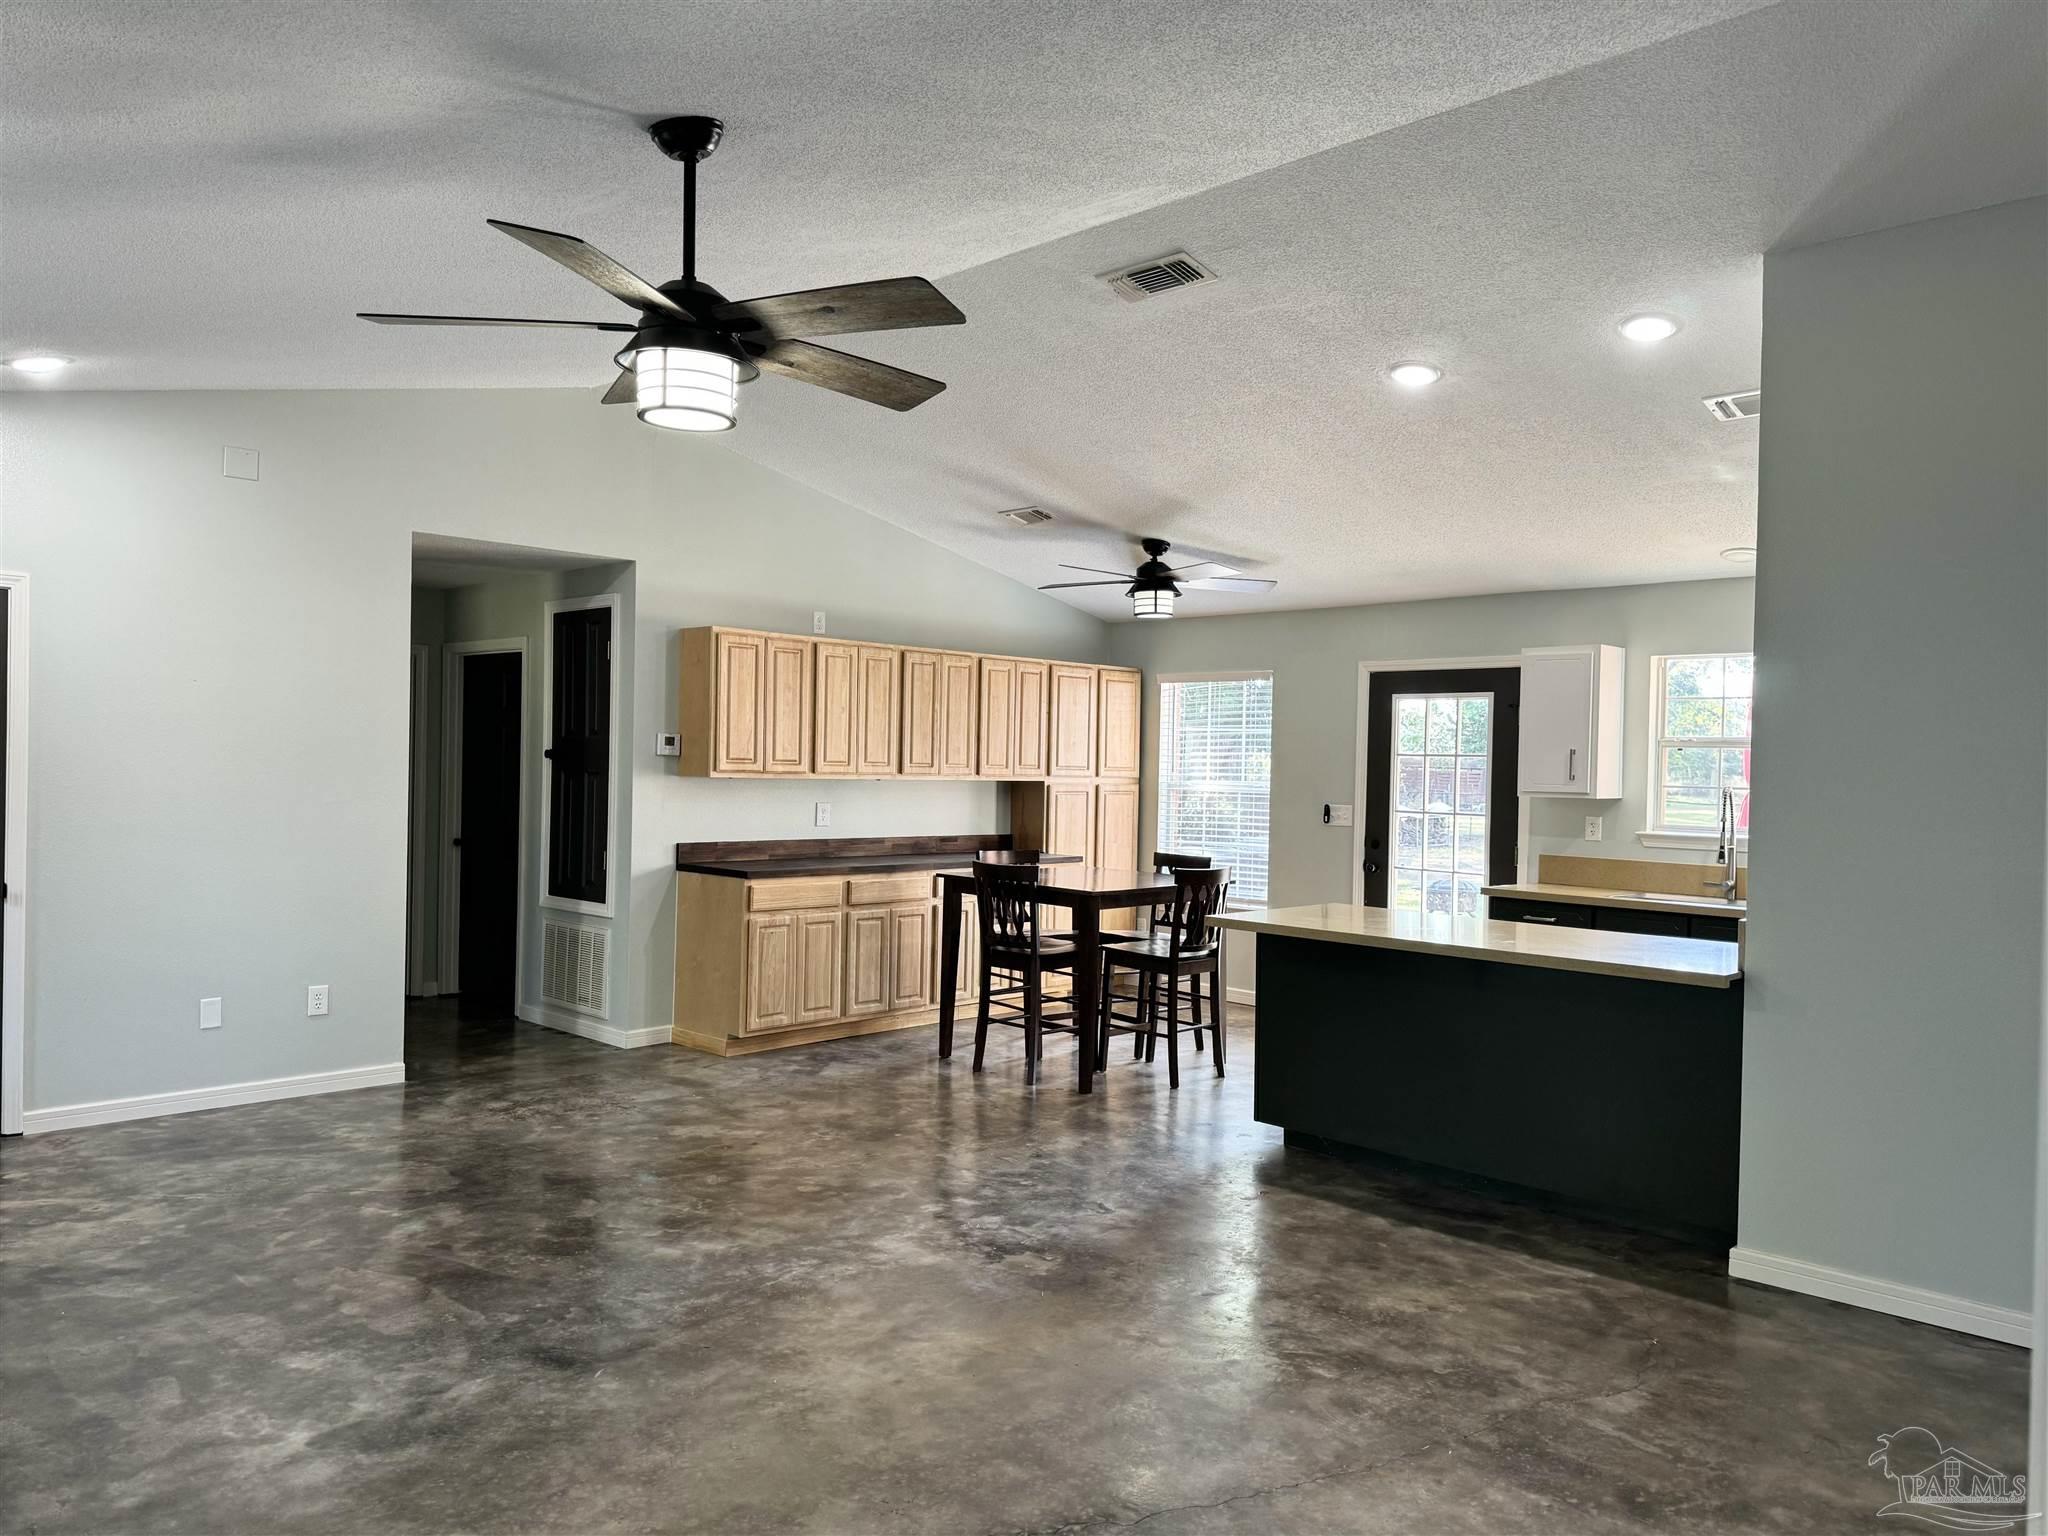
[542,919,610,1019]
[1703,389,1761,421]
[1103,251,1218,302]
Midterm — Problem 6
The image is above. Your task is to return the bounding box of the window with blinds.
[1156,674,1273,905]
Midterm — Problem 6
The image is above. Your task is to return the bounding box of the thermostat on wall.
[655,732,681,757]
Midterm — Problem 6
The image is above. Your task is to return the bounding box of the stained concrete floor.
[1,1002,2026,1534]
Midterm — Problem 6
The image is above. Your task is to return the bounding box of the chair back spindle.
[1165,867,1230,959]
[974,860,1044,955]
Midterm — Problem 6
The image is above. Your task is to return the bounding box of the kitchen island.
[1215,904,1743,1240]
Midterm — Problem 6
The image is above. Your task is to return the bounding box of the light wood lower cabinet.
[1095,780,1140,931]
[677,871,947,1055]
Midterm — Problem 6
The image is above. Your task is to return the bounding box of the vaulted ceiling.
[5,0,2043,614]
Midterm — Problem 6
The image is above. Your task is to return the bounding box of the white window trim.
[539,593,622,920]
[1156,669,1273,908]
[1639,650,1753,849]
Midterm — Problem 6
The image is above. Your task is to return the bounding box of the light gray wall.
[1742,195,2046,1314]
[1,390,1107,1113]
[1107,578,1755,984]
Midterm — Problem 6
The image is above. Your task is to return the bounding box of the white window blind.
[1156,674,1273,904]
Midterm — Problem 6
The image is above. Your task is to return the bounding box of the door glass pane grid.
[1654,653,1754,834]
[1392,693,1490,918]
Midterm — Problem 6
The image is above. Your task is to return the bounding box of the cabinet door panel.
[939,653,978,776]
[795,910,844,1024]
[744,913,797,1033]
[979,658,1016,777]
[889,904,934,1012]
[1049,664,1098,777]
[1047,783,1095,861]
[762,635,814,774]
[1517,651,1592,794]
[813,640,858,777]
[713,631,766,773]
[901,649,942,776]
[1013,661,1049,778]
[1095,781,1141,930]
[844,908,891,1017]
[855,645,901,775]
[1097,668,1142,779]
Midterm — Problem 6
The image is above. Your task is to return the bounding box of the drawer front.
[1593,905,1691,938]
[1487,896,1593,929]
[746,878,846,912]
[846,873,938,906]
[1689,915,1740,943]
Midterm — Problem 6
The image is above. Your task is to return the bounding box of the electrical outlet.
[1584,816,1604,841]
[814,802,832,828]
[812,610,827,634]
[307,984,329,1017]
[199,997,223,1030]
[221,446,260,480]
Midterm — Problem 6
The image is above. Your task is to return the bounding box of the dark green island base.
[1252,932,1744,1242]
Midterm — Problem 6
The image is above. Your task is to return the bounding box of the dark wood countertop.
[675,834,1078,879]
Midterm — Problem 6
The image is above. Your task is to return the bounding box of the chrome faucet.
[1706,788,1740,899]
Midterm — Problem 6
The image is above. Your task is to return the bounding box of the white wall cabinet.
[1517,645,1624,798]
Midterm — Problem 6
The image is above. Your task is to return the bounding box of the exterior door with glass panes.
[1362,668,1521,911]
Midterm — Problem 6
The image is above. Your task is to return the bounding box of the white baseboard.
[1227,987,1256,1007]
[24,1062,407,1135]
[1729,1246,2031,1347]
[518,1002,670,1050]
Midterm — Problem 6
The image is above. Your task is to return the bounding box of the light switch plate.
[812,610,827,634]
[222,446,260,480]
[307,984,329,1017]
[1584,815,1604,841]
[654,732,681,757]
[199,997,223,1030]
[814,802,832,828]
[1326,803,1354,827]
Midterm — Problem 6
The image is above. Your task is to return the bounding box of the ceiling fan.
[358,114,964,433]
[1040,538,1277,619]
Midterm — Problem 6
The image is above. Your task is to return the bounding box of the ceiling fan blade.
[358,312,638,330]
[750,339,945,411]
[715,277,965,341]
[1037,580,1134,591]
[1163,561,1237,576]
[601,369,636,405]
[1058,563,1142,579]
[1184,576,1278,592]
[486,220,688,318]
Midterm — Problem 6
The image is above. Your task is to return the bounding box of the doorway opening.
[1357,662,1523,909]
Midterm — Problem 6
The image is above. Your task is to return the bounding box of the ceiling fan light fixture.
[1132,585,1176,620]
[632,345,739,432]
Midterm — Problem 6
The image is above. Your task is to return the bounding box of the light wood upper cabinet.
[938,652,978,776]
[1046,782,1095,861]
[1014,661,1049,778]
[855,645,901,775]
[901,649,942,775]
[1049,664,1098,777]
[814,641,860,777]
[979,658,1016,778]
[713,630,767,773]
[1097,668,1141,780]
[762,635,813,774]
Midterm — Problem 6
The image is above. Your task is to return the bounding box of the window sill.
[1635,829,1750,852]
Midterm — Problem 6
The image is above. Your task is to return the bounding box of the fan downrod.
[648,116,725,163]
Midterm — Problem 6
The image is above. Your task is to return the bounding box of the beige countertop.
[1215,903,1742,989]
[1482,881,1747,920]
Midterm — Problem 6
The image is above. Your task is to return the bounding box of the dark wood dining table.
[935,864,1187,1092]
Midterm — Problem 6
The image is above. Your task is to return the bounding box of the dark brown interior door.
[458,651,521,1020]
[546,606,611,905]
[1362,667,1521,910]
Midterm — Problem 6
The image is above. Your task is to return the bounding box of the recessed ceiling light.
[1388,361,1442,388]
[6,354,71,374]
[1618,314,1679,344]
[1721,546,1757,564]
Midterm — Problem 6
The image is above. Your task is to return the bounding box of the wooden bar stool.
[972,860,1082,1086]
[1104,852,1214,1052]
[1096,866,1230,1088]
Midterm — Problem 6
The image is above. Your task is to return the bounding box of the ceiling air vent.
[1103,251,1217,302]
[1703,389,1761,421]
[996,506,1054,527]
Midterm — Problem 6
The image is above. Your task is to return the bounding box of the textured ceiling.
[5,0,2044,613]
